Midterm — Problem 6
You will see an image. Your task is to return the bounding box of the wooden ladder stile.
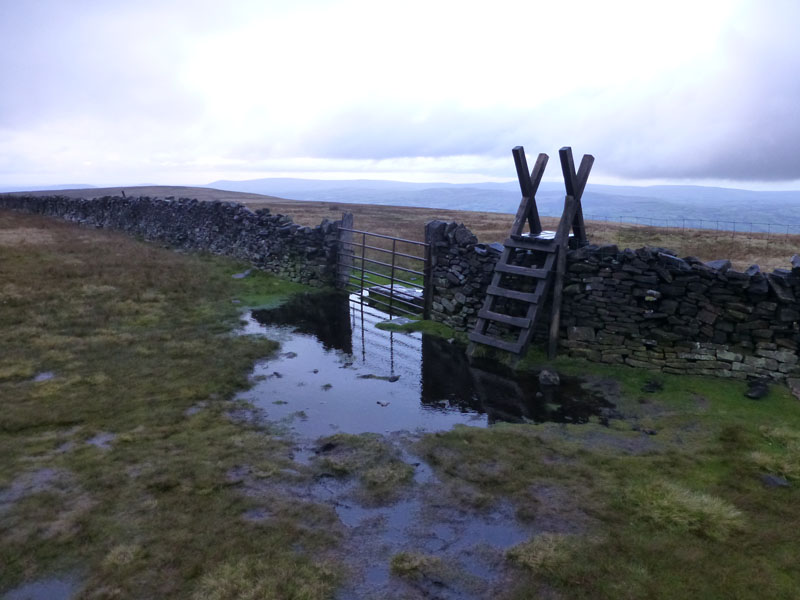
[467,146,594,359]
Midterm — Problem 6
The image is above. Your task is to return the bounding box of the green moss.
[223,262,310,308]
[375,318,456,339]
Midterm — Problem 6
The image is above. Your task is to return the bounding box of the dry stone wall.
[428,221,800,381]
[0,194,342,286]
[4,195,798,380]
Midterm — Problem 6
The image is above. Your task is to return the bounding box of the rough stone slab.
[767,274,796,303]
[745,264,761,276]
[756,349,799,364]
[568,326,596,342]
[717,349,744,362]
[705,259,732,273]
[625,358,659,369]
[678,352,716,361]
[744,355,779,370]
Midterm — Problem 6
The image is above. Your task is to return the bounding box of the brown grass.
[0,227,56,246]
[7,185,798,271]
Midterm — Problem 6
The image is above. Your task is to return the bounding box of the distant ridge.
[4,179,799,233]
[207,177,800,232]
[0,184,96,193]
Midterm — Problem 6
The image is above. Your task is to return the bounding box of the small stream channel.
[233,291,614,599]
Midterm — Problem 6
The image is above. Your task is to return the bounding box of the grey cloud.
[248,4,800,183]
[0,2,209,130]
[2,2,799,185]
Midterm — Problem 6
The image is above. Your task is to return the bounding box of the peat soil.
[232,291,616,599]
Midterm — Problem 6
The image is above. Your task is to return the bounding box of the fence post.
[337,212,354,289]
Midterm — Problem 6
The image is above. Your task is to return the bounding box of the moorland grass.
[415,359,800,599]
[0,211,337,598]
[3,207,800,599]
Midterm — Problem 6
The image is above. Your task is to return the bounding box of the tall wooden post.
[558,147,594,247]
[511,147,548,237]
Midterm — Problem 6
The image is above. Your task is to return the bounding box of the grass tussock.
[192,556,337,600]
[627,481,745,540]
[390,551,447,580]
[506,533,576,574]
[750,426,800,480]
[313,433,414,503]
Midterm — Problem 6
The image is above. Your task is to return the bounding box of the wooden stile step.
[477,309,531,329]
[486,285,540,303]
[493,263,548,278]
[467,331,523,354]
[503,237,558,252]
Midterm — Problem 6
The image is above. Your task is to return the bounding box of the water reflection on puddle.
[239,291,611,437]
[3,575,79,600]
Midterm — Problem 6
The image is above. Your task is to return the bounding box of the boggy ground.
[2,209,800,599]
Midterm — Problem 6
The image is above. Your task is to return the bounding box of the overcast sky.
[1,0,799,189]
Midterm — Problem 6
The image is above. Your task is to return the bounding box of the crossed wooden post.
[510,147,548,237]
[557,146,594,246]
[511,145,594,245]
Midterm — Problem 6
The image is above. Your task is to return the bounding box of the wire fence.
[577,214,800,271]
[584,214,800,238]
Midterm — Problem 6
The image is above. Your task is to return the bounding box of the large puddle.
[239,291,613,438]
[236,291,614,598]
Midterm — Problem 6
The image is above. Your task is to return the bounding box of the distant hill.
[5,179,800,234]
[207,178,800,233]
[0,185,286,205]
[0,184,95,194]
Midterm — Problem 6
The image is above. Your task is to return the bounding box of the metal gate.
[337,213,431,318]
